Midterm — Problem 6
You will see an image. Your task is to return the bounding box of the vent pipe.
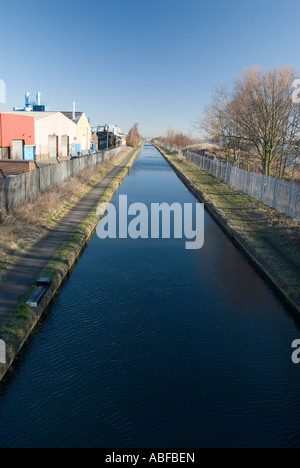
[72,101,76,120]
[25,92,30,106]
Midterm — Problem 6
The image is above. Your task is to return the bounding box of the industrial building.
[1,92,125,163]
[1,111,77,160]
[0,113,35,160]
[14,92,49,112]
[97,124,126,150]
[62,106,91,155]
[32,112,77,159]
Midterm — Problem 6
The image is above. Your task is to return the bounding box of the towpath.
[0,148,137,328]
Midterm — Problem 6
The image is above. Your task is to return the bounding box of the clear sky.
[0,0,299,137]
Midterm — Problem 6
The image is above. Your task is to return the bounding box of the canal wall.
[0,147,124,212]
[155,144,300,316]
[0,146,142,383]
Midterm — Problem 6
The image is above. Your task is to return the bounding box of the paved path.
[0,148,136,328]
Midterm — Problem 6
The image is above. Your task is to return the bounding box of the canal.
[0,144,300,448]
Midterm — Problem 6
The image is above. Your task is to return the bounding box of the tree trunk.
[263,151,272,178]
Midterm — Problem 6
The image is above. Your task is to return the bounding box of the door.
[61,136,69,157]
[24,146,36,160]
[48,136,58,158]
[11,140,24,159]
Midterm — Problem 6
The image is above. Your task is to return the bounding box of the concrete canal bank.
[0,145,142,382]
[155,145,300,316]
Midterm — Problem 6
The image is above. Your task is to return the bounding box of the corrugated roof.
[61,112,84,124]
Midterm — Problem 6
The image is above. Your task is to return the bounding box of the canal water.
[0,144,300,448]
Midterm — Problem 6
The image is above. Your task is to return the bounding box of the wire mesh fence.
[158,143,300,220]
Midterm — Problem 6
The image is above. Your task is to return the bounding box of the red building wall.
[0,113,35,147]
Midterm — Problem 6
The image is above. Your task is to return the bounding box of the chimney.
[25,92,30,106]
[72,101,76,120]
[36,92,41,106]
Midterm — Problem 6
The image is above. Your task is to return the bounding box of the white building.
[4,112,77,159]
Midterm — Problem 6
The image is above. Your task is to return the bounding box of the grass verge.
[0,147,132,278]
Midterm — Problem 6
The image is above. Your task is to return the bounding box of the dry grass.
[0,149,130,276]
[187,143,221,153]
[187,145,300,184]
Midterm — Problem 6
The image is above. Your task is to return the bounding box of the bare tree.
[195,85,247,166]
[159,129,195,149]
[198,86,232,164]
[199,66,300,177]
[127,123,143,147]
[231,66,300,177]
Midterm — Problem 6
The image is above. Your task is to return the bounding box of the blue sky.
[0,0,299,136]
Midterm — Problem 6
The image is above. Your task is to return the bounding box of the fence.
[0,147,124,212]
[158,143,300,220]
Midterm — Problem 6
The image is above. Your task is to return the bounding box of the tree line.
[159,130,195,150]
[159,66,300,181]
[197,66,300,180]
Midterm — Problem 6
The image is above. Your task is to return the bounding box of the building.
[5,111,77,160]
[0,113,35,160]
[96,124,126,150]
[62,110,91,155]
[91,127,98,152]
[14,92,49,112]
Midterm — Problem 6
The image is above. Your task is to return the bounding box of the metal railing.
[158,143,300,220]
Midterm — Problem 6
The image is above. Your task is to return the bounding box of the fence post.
[287,184,294,217]
[242,169,246,193]
[250,173,255,197]
[273,178,278,210]
[234,168,238,188]
[260,176,265,202]
[5,179,8,212]
[224,164,228,184]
